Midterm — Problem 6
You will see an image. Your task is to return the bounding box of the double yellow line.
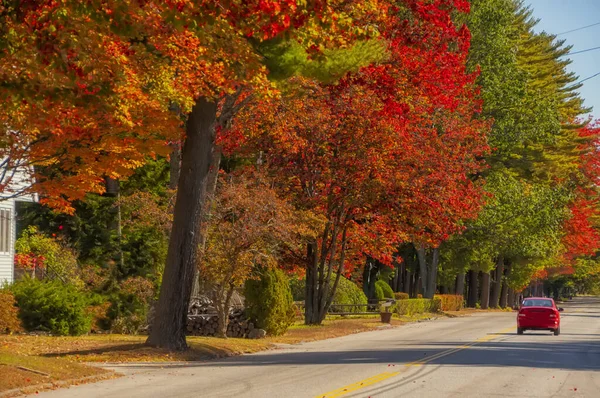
[316,326,515,398]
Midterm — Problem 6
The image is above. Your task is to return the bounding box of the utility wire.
[569,46,600,55]
[579,71,600,84]
[557,21,600,36]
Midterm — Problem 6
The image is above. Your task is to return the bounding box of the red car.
[517,297,563,335]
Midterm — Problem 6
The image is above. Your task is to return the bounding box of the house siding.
[0,199,14,284]
[0,159,35,285]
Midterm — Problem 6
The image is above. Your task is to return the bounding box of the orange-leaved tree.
[0,0,381,349]
[200,170,321,337]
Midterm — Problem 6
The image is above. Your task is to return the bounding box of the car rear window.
[522,299,553,307]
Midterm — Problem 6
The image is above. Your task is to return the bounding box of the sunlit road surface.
[32,296,600,398]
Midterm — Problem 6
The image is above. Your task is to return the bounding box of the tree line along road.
[31,296,600,398]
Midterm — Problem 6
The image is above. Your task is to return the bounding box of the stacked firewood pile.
[186,296,265,338]
[186,309,257,338]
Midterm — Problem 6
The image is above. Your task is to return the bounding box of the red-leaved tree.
[227,0,489,323]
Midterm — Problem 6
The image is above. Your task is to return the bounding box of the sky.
[527,0,600,120]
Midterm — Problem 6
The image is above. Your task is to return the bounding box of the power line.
[579,71,600,84]
[557,21,600,36]
[569,46,600,55]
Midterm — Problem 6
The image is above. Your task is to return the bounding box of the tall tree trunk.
[441,285,448,294]
[215,285,235,338]
[146,98,218,350]
[304,225,348,325]
[426,248,439,299]
[480,271,490,309]
[319,228,348,321]
[393,262,400,292]
[415,245,439,299]
[305,242,318,324]
[490,256,504,308]
[455,272,465,296]
[406,270,413,296]
[401,264,408,293]
[362,257,377,300]
[467,270,478,308]
[416,245,428,297]
[507,288,515,309]
[499,261,512,308]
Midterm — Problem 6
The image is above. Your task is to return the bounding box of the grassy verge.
[0,350,111,397]
[0,318,401,364]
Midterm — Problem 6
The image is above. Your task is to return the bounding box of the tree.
[231,0,489,323]
[440,0,594,308]
[1,0,380,349]
[199,170,310,337]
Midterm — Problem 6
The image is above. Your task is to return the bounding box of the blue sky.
[527,0,600,120]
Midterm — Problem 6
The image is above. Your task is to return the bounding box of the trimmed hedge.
[375,280,394,299]
[435,294,464,311]
[331,277,369,313]
[374,283,384,301]
[244,268,295,336]
[396,298,441,316]
[394,292,409,300]
[288,277,368,313]
[0,291,23,334]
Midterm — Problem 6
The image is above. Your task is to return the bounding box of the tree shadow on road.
[113,338,600,373]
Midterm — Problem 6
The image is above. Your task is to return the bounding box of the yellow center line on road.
[315,325,516,398]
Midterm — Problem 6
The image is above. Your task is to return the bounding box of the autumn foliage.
[0,0,378,211]
[4,0,598,340]
[225,0,489,322]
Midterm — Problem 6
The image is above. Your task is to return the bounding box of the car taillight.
[518,312,526,317]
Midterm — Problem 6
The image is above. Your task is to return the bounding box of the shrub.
[375,280,394,299]
[434,294,464,311]
[244,268,295,336]
[394,292,409,300]
[396,298,441,316]
[0,290,23,334]
[88,301,111,332]
[288,277,368,313]
[330,277,368,313]
[289,277,305,301]
[10,278,92,335]
[15,226,82,288]
[374,283,385,301]
[107,276,155,334]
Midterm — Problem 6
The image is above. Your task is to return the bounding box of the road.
[32,296,600,398]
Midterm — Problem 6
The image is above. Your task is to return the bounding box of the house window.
[0,209,11,254]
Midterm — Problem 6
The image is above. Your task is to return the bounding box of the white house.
[0,162,37,284]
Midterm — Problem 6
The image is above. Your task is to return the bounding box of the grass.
[0,318,402,364]
[0,350,111,396]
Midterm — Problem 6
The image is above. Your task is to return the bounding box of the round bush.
[374,283,385,301]
[11,278,92,336]
[375,280,394,299]
[286,277,367,313]
[244,268,295,336]
[331,277,369,312]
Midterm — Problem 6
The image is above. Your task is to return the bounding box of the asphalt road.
[32,296,600,398]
